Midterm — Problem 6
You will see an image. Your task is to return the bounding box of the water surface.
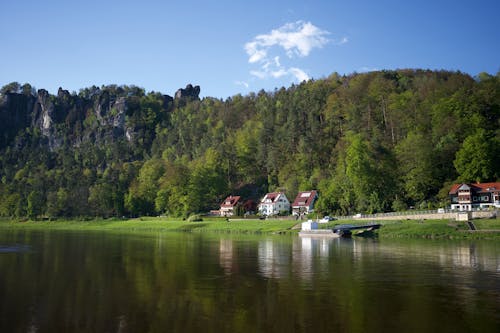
[0,229,498,332]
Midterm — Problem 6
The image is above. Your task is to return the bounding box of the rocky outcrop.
[175,84,200,100]
[34,89,54,135]
[162,94,174,109]
[0,83,199,151]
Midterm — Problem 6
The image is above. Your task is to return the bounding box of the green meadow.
[1,217,499,239]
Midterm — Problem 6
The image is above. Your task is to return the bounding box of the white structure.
[258,192,290,216]
[301,220,318,231]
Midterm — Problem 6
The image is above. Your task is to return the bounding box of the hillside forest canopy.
[0,70,499,219]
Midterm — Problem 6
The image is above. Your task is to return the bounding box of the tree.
[125,159,165,215]
[395,131,439,203]
[345,133,377,212]
[88,183,115,217]
[454,130,499,182]
[27,190,44,219]
[186,148,227,214]
[0,82,21,94]
[155,161,190,216]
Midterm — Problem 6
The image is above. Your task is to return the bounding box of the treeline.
[0,70,499,219]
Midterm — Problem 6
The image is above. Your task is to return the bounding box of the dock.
[298,229,340,238]
[299,221,382,238]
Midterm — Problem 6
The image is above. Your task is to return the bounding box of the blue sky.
[1,0,499,99]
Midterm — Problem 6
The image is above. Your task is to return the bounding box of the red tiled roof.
[262,192,281,203]
[220,195,241,208]
[449,182,500,194]
[292,190,318,207]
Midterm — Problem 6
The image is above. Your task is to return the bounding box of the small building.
[449,182,500,211]
[258,192,290,216]
[219,195,242,217]
[292,190,318,216]
[301,220,318,231]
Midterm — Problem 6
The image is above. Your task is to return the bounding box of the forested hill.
[0,70,499,218]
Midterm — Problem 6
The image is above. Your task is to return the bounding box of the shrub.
[187,214,203,222]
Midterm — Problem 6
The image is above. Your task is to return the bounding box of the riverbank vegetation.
[1,217,499,240]
[1,70,499,219]
[0,217,299,235]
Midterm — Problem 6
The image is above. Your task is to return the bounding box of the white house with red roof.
[449,182,500,211]
[258,192,290,216]
[219,195,242,217]
[291,190,318,216]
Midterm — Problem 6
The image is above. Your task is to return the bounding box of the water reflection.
[257,239,290,279]
[1,230,498,333]
[0,244,31,253]
[219,238,234,275]
[244,236,500,282]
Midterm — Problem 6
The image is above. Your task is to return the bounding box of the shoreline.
[1,217,499,240]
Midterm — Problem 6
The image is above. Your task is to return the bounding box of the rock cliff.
[0,84,191,152]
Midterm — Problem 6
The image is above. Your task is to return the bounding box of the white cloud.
[250,70,267,79]
[246,41,267,63]
[337,37,349,45]
[245,21,330,63]
[244,21,341,84]
[271,69,288,78]
[234,80,249,88]
[358,66,379,73]
[273,56,281,67]
[289,67,309,82]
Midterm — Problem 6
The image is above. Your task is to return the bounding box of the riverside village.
[214,182,500,237]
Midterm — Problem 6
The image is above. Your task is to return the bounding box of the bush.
[187,214,203,222]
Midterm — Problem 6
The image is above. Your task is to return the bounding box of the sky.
[1,0,499,99]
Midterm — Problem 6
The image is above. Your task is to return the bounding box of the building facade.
[291,190,318,216]
[219,195,242,217]
[258,192,290,216]
[449,182,500,211]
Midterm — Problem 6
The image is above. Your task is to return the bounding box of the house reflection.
[292,237,314,281]
[291,237,353,281]
[257,239,291,279]
[256,236,358,281]
[245,235,499,282]
[440,243,499,272]
[219,239,235,275]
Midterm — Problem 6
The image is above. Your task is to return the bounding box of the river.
[0,229,498,332]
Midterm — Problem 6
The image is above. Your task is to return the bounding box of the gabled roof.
[220,195,241,208]
[449,182,500,194]
[292,190,318,207]
[261,192,285,203]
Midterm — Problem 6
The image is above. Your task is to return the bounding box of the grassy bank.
[1,217,499,239]
[0,217,300,235]
[321,218,500,240]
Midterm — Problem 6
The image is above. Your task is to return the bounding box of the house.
[291,190,318,216]
[449,182,500,211]
[219,195,242,217]
[258,192,290,216]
